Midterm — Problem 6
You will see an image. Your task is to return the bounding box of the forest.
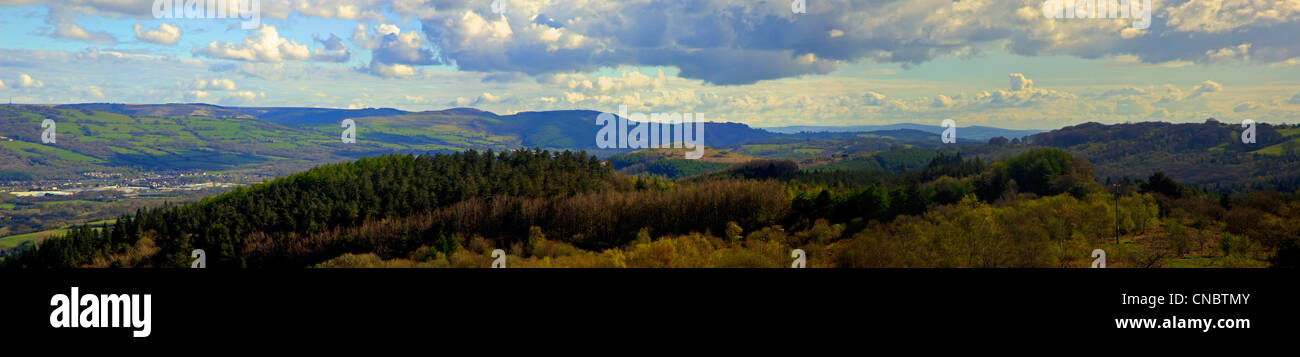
[995,120,1300,192]
[3,145,1297,268]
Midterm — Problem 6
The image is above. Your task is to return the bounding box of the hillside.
[724,129,976,159]
[1,104,385,178]
[1013,120,1300,192]
[2,150,616,267]
[763,123,1042,141]
[805,147,943,173]
[0,103,945,251]
[54,103,258,119]
[609,147,762,179]
[6,146,1295,269]
[0,105,603,178]
[0,104,831,179]
[7,102,1299,192]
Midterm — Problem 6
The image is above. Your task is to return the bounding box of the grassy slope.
[0,140,103,163]
[805,147,940,172]
[1251,127,1300,155]
[0,218,116,250]
[0,106,534,176]
[610,147,763,178]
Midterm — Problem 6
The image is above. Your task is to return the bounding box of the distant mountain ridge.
[1,103,842,178]
[35,103,879,150]
[230,107,412,126]
[54,103,257,119]
[1016,120,1300,191]
[762,123,1042,141]
[21,103,1293,191]
[57,103,1041,141]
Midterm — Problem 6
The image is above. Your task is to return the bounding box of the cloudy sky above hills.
[0,0,1298,129]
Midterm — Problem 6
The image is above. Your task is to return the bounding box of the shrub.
[1219,233,1258,257]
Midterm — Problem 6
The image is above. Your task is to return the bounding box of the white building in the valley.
[8,191,75,197]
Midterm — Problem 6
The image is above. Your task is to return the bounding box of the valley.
[3,103,1299,268]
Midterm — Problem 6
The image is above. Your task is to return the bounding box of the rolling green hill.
[1,103,944,180]
[2,105,379,178]
[0,105,589,178]
[13,103,1290,193]
[10,145,1291,268]
[609,147,761,179]
[2,104,802,178]
[1250,127,1300,156]
[806,147,942,173]
[976,120,1300,192]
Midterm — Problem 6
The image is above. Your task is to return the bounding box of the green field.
[807,147,939,172]
[0,140,103,163]
[0,228,70,249]
[0,105,536,178]
[1252,127,1300,155]
[1251,137,1300,155]
[36,199,97,207]
[0,218,117,250]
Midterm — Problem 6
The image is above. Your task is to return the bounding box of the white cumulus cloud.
[194,25,311,63]
[134,23,181,45]
[17,74,44,88]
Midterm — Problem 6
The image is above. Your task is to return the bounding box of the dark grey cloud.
[480,72,528,83]
[311,33,352,62]
[409,0,1300,85]
[373,31,440,66]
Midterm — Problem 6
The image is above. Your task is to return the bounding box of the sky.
[0,0,1298,130]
